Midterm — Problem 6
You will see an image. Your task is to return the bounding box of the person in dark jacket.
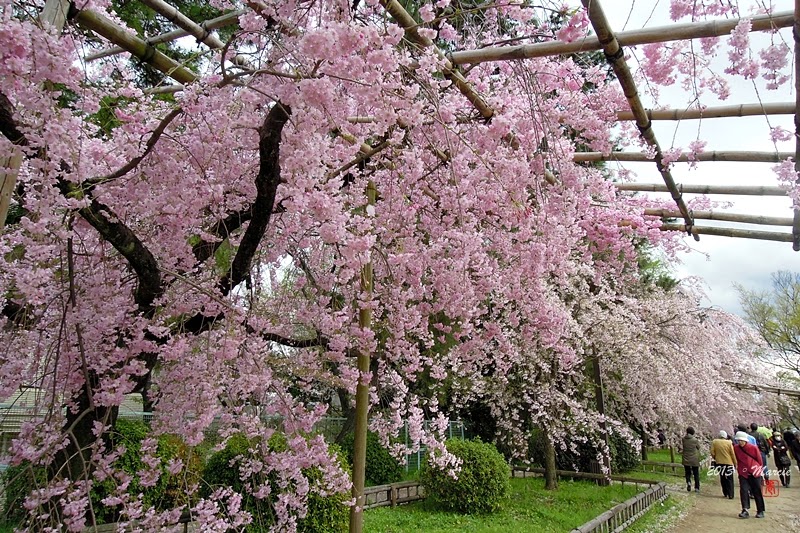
[772,431,792,487]
[749,423,770,482]
[734,431,765,519]
[785,430,800,473]
[682,426,702,493]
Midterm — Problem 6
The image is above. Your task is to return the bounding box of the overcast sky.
[601,1,797,316]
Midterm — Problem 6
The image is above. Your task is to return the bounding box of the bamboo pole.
[346,102,795,126]
[71,9,197,85]
[40,0,71,32]
[582,0,695,236]
[450,10,793,65]
[380,0,493,119]
[725,380,800,398]
[792,0,800,251]
[582,150,755,164]
[616,183,787,196]
[660,223,793,242]
[1,0,71,229]
[139,0,226,49]
[645,208,793,226]
[576,151,793,163]
[617,102,794,121]
[85,9,246,62]
[140,0,252,69]
[349,181,376,533]
[0,150,23,228]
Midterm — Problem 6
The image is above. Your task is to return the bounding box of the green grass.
[644,448,682,463]
[364,476,643,533]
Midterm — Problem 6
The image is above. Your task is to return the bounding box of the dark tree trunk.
[543,430,558,490]
[334,388,356,444]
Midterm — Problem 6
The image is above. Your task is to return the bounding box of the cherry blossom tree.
[0,0,794,530]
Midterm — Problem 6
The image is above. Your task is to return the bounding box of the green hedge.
[339,431,404,486]
[420,439,510,514]
[2,462,47,524]
[527,429,641,473]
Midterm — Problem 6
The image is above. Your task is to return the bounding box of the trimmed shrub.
[419,439,510,514]
[339,431,403,486]
[202,433,350,533]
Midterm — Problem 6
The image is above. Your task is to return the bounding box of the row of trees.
[0,0,788,530]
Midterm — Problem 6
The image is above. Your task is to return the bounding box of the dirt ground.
[666,474,800,531]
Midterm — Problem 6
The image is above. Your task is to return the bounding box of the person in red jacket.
[733,431,766,519]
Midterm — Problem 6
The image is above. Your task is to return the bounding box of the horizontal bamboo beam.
[72,9,197,84]
[84,9,246,61]
[576,151,793,163]
[617,102,794,121]
[450,10,793,65]
[645,208,792,226]
[660,223,793,242]
[616,183,787,196]
[725,380,800,398]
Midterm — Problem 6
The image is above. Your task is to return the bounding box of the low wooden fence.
[511,467,662,487]
[362,468,662,512]
[639,460,684,475]
[364,480,425,509]
[571,482,668,533]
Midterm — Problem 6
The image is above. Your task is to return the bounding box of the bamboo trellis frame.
[581,0,696,235]
[4,3,796,243]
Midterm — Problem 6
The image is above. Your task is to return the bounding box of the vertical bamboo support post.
[349,180,376,533]
[792,0,800,250]
[1,0,72,229]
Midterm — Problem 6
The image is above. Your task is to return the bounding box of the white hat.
[719,430,727,439]
[734,431,750,442]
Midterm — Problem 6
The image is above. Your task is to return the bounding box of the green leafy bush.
[420,439,510,514]
[2,462,47,524]
[339,431,403,486]
[609,433,641,473]
[91,418,202,524]
[202,433,350,533]
[299,443,350,533]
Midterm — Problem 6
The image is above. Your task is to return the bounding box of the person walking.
[734,431,766,519]
[682,426,702,493]
[749,423,771,483]
[711,430,737,498]
[772,431,792,486]
[785,430,800,473]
